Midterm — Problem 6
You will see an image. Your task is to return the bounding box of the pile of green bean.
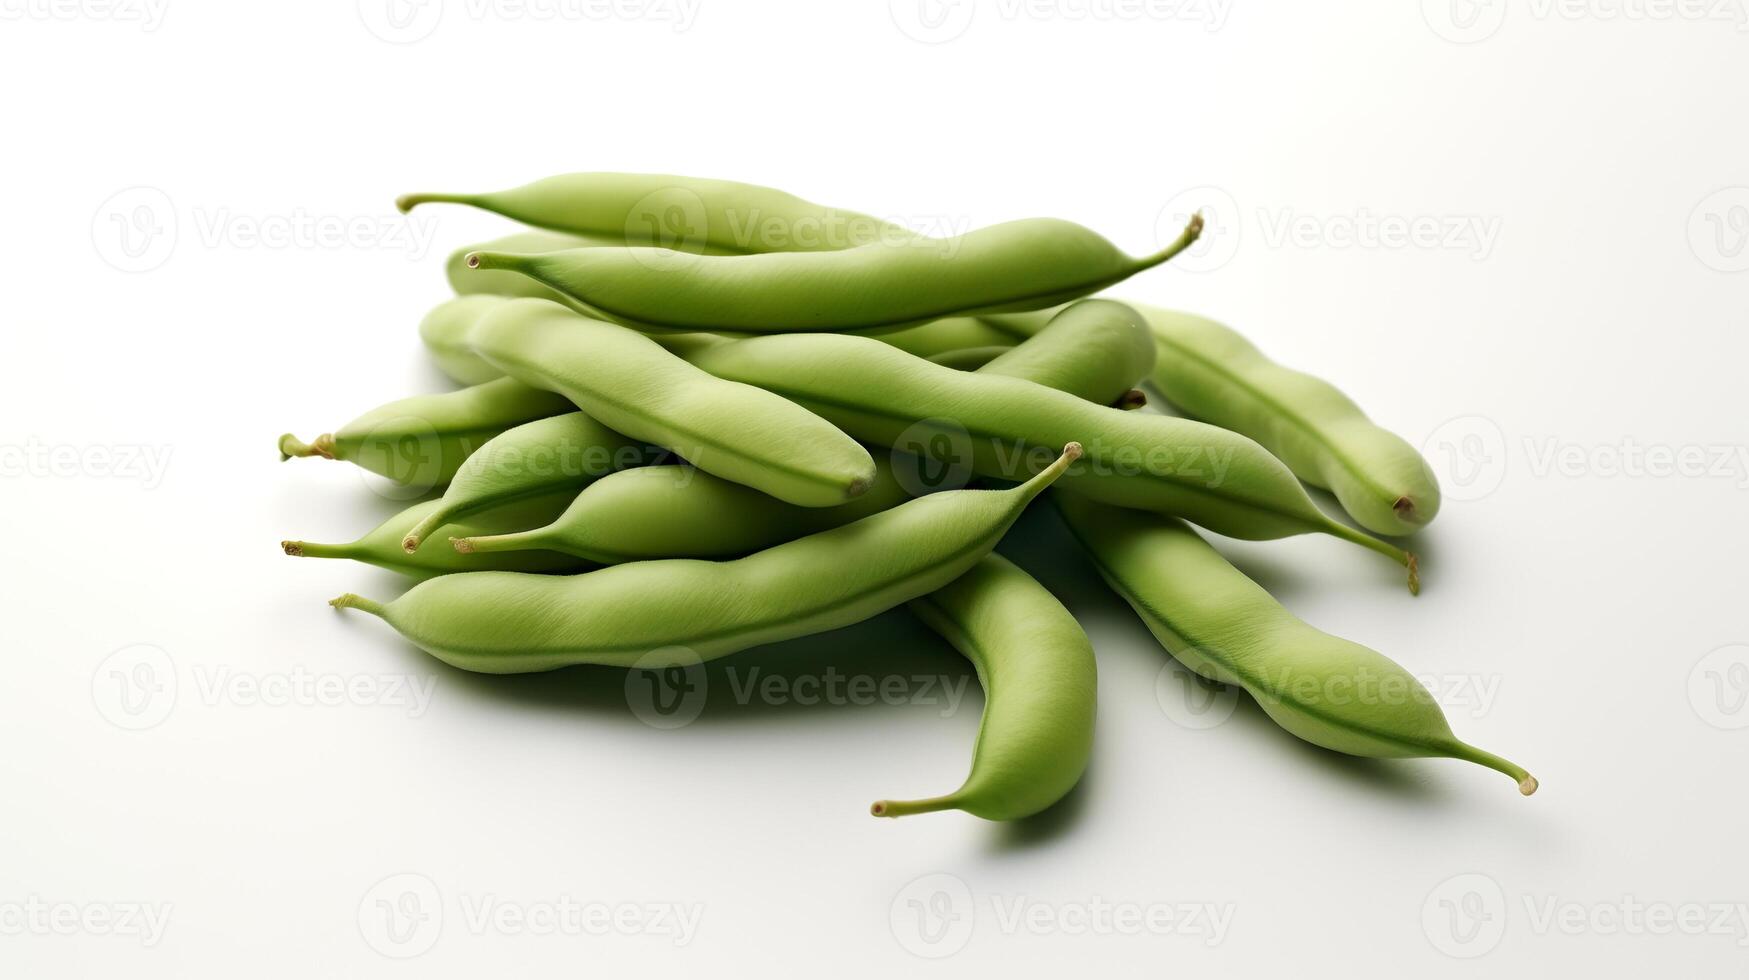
[280,172,1534,824]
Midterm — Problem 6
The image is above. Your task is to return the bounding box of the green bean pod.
[986,302,1441,535]
[925,346,1013,371]
[444,230,603,304]
[467,298,874,507]
[1054,492,1531,793]
[873,555,1097,821]
[978,299,1154,406]
[332,445,1082,673]
[685,334,1419,592]
[463,214,1204,334]
[419,295,517,385]
[399,412,652,553]
[400,172,903,253]
[453,454,912,562]
[876,316,1018,360]
[277,377,573,489]
[447,306,1155,562]
[281,490,592,579]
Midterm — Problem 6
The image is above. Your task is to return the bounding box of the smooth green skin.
[467,298,874,508]
[402,172,904,253]
[926,346,1012,371]
[455,454,913,563]
[282,490,592,579]
[465,213,1204,335]
[277,377,573,489]
[685,333,1419,591]
[873,555,1097,821]
[332,447,1079,673]
[979,299,1155,407]
[986,302,1442,536]
[419,295,519,385]
[878,316,1017,359]
[400,412,651,553]
[1053,493,1533,794]
[448,308,1153,562]
[424,294,733,383]
[445,230,604,304]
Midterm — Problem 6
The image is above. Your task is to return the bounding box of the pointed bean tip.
[400,534,421,554]
[450,536,475,554]
[281,540,303,557]
[1519,774,1538,796]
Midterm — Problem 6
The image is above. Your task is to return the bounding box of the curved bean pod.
[454,454,911,562]
[978,299,1154,407]
[877,316,1018,360]
[401,172,903,253]
[1054,492,1531,793]
[331,445,1082,673]
[467,299,873,507]
[448,309,1151,562]
[464,214,1204,334]
[873,555,1096,821]
[400,412,652,553]
[277,377,573,489]
[685,334,1419,592]
[419,295,516,385]
[986,302,1441,535]
[926,346,1013,371]
[445,229,602,303]
[281,489,592,579]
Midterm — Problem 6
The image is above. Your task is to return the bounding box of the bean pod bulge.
[1054,492,1532,793]
[332,445,1082,673]
[465,298,875,507]
[464,214,1204,334]
[874,554,1097,821]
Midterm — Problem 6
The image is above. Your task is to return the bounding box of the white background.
[3,0,1747,975]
